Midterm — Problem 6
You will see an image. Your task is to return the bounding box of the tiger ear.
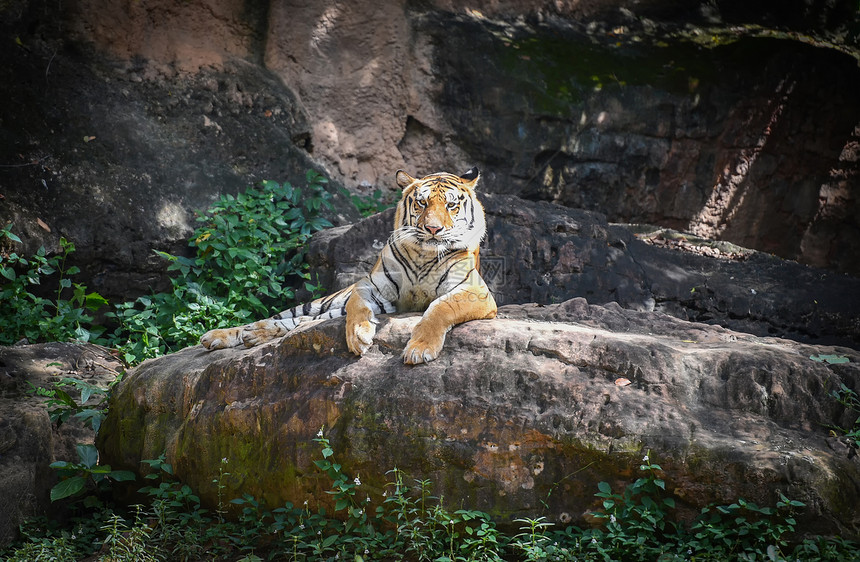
[460,167,480,181]
[396,170,415,188]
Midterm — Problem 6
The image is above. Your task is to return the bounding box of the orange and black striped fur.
[200,168,497,364]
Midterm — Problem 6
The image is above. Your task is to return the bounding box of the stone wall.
[1,0,858,301]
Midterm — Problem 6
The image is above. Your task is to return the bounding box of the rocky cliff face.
[2,0,859,299]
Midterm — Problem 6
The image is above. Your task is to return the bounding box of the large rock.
[98,298,860,538]
[307,194,860,348]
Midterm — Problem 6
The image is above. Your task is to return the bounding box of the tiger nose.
[425,224,443,235]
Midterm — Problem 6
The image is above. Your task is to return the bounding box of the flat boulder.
[99,298,860,538]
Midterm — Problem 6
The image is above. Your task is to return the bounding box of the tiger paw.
[401,334,445,365]
[346,319,377,356]
[200,328,244,350]
[240,320,286,348]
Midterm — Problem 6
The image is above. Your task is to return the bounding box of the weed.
[0,226,108,345]
[340,186,399,217]
[830,383,860,449]
[5,440,860,561]
[49,443,136,503]
[104,170,335,364]
[29,374,119,432]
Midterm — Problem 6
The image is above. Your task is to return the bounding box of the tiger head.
[392,168,487,254]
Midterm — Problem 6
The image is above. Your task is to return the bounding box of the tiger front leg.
[402,284,497,365]
[345,289,380,356]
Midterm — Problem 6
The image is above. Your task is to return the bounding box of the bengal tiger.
[200,168,497,364]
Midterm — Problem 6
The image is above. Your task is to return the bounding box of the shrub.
[0,225,108,345]
[104,170,335,364]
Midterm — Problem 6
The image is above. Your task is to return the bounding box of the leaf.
[85,292,110,311]
[109,470,137,482]
[597,481,612,494]
[53,388,77,408]
[76,444,99,468]
[51,476,86,501]
[75,409,105,433]
[36,217,51,232]
[810,354,850,364]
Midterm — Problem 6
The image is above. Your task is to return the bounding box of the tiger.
[200,168,497,364]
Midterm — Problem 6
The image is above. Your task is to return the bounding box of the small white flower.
[303,499,308,506]
[383,491,387,497]
[317,427,324,437]
[643,455,649,462]
[610,514,616,524]
[354,475,361,486]
[366,495,371,503]
[299,524,305,530]
[364,549,370,554]
[221,457,228,464]
[591,537,598,544]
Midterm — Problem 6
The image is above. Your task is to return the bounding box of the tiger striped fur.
[200,168,497,364]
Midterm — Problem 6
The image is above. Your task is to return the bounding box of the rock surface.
[2,0,860,305]
[98,298,860,538]
[307,194,860,348]
[0,4,358,301]
[0,342,121,545]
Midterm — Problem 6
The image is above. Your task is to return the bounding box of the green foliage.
[104,170,334,364]
[520,452,845,562]
[6,441,860,561]
[29,375,117,432]
[0,171,336,364]
[830,383,860,449]
[0,227,108,345]
[49,444,136,502]
[340,186,399,217]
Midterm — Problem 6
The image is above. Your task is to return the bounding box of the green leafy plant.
[6,440,860,561]
[103,171,334,364]
[100,506,160,562]
[584,451,679,560]
[49,444,136,502]
[340,186,399,217]
[29,375,118,432]
[0,226,108,345]
[830,383,860,449]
